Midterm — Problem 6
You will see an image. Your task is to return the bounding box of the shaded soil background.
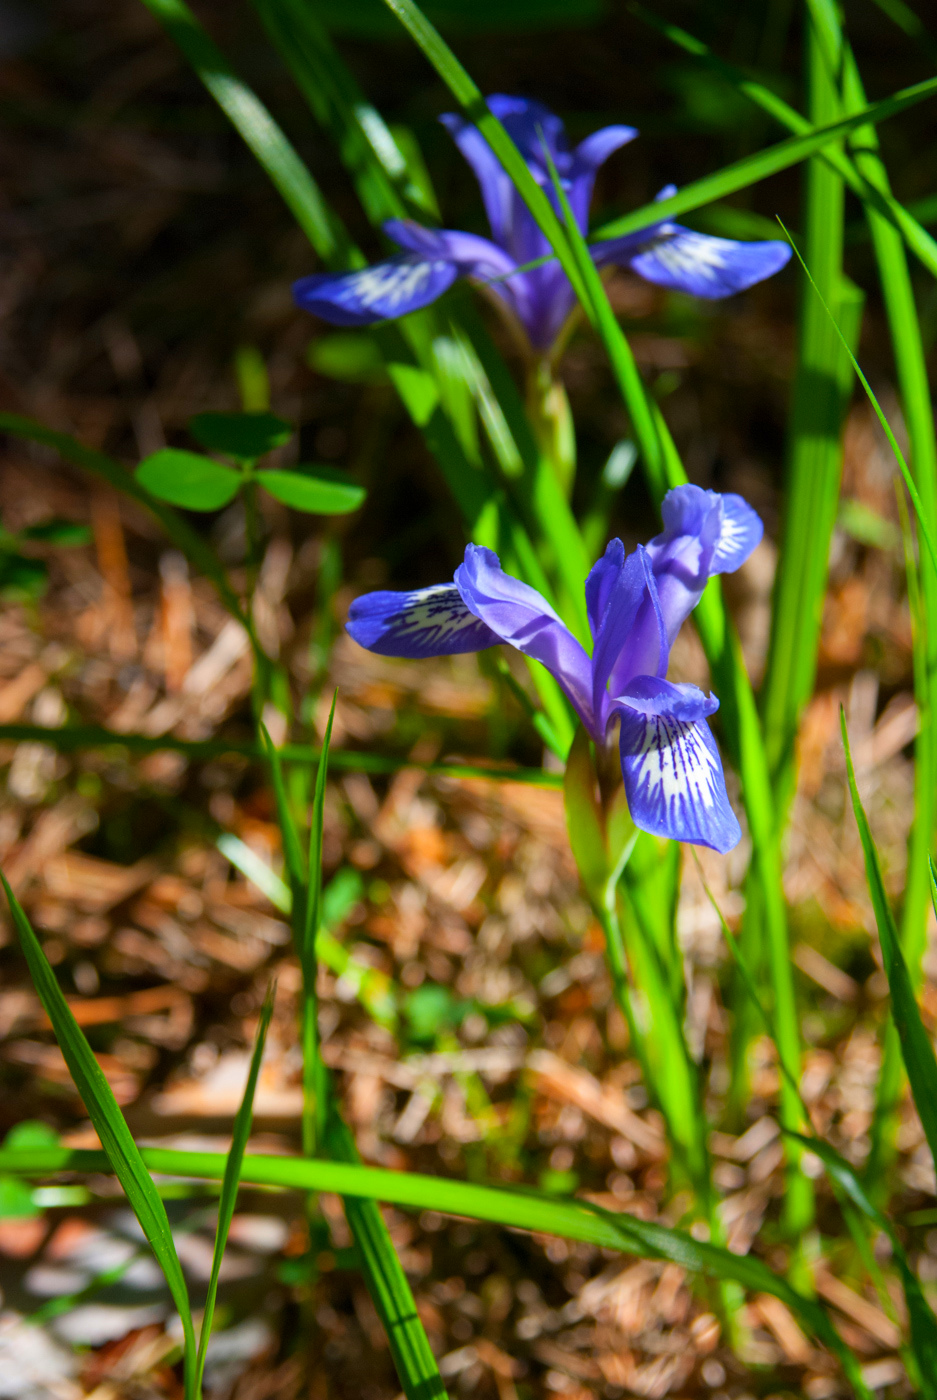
[0,1,936,1397]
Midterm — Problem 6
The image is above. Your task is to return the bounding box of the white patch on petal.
[718,510,746,555]
[640,232,727,284]
[385,584,486,649]
[344,260,441,312]
[632,712,719,813]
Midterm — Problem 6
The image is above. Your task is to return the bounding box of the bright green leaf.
[0,1175,39,1218]
[136,449,241,511]
[189,411,292,460]
[259,466,366,514]
[308,333,388,383]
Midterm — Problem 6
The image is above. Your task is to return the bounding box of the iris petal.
[455,544,595,733]
[710,492,764,573]
[626,228,792,299]
[345,585,495,660]
[346,584,500,658]
[614,676,741,853]
[292,256,458,327]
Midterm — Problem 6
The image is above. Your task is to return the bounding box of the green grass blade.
[194,986,275,1398]
[251,0,432,224]
[302,692,337,1154]
[842,712,937,1166]
[139,0,351,265]
[259,722,307,907]
[376,0,587,308]
[0,875,197,1394]
[0,413,247,630]
[325,1112,449,1400]
[0,1142,872,1397]
[0,720,565,787]
[634,3,937,280]
[217,840,398,1030]
[782,226,937,578]
[700,859,937,1391]
[590,74,937,246]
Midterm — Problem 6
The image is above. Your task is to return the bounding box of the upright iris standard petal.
[455,545,595,731]
[625,227,792,299]
[585,538,626,638]
[710,493,764,573]
[293,256,458,327]
[614,677,741,854]
[644,485,762,646]
[590,547,667,730]
[346,584,500,657]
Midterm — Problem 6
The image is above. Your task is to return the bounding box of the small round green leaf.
[136,449,241,511]
[189,411,293,460]
[0,1175,39,1219]
[307,333,387,384]
[259,466,366,515]
[3,1120,60,1150]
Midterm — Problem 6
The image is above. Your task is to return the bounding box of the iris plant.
[347,484,762,853]
[293,95,791,350]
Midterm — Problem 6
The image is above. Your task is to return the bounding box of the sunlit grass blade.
[699,859,937,1391]
[0,874,198,1396]
[259,722,307,913]
[140,0,351,266]
[634,3,937,281]
[194,985,275,1398]
[842,712,937,1167]
[377,0,587,308]
[590,74,937,247]
[302,691,337,1154]
[843,46,937,961]
[251,0,432,224]
[0,1139,873,1398]
[781,224,937,577]
[325,1112,449,1400]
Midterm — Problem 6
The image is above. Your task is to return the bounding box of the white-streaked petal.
[347,583,499,658]
[293,256,458,327]
[615,677,740,852]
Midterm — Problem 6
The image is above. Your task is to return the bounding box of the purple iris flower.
[293,95,791,351]
[345,484,762,853]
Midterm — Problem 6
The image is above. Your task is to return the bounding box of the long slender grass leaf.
[0,875,197,1393]
[634,4,937,281]
[0,1141,872,1396]
[590,75,937,245]
[195,986,275,1397]
[140,0,351,265]
[781,223,937,578]
[842,711,937,1169]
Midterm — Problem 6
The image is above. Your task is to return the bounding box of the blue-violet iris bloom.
[346,484,762,854]
[293,95,792,351]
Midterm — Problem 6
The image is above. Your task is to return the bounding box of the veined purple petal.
[627,227,792,299]
[590,546,668,733]
[711,493,764,573]
[439,112,517,250]
[385,219,533,326]
[567,125,638,230]
[455,544,595,733]
[347,584,499,658]
[585,537,625,639]
[644,485,762,645]
[293,256,458,326]
[614,676,741,852]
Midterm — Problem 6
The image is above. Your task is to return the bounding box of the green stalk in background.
[742,6,859,1235]
[838,42,937,1188]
